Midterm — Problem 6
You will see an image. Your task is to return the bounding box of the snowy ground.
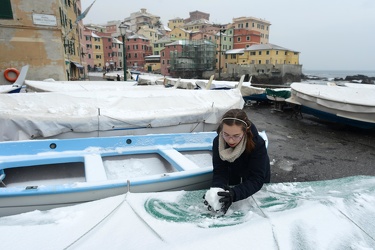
[0,176,374,250]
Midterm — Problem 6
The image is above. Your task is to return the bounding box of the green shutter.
[0,0,13,19]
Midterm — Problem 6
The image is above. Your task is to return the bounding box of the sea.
[302,69,375,80]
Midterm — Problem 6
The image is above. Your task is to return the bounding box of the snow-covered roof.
[91,32,101,38]
[112,38,123,44]
[127,34,149,40]
[245,43,299,52]
[225,49,245,54]
[184,19,212,26]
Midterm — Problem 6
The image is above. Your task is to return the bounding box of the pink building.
[97,32,115,71]
[124,34,152,71]
[160,41,183,76]
[83,28,94,71]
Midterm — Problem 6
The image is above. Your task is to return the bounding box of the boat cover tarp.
[0,176,374,249]
[0,88,244,141]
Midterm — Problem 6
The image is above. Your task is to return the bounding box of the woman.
[206,108,270,214]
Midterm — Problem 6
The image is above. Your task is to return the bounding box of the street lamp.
[119,23,127,81]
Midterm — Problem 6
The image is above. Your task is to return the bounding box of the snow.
[0,176,374,249]
[204,187,225,211]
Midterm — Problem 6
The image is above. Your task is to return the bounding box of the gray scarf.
[218,134,247,163]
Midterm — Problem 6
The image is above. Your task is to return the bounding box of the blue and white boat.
[286,82,375,129]
[0,132,216,217]
[0,131,268,217]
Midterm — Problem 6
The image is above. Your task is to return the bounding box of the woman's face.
[222,123,244,148]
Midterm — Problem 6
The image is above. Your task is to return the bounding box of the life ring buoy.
[4,68,20,83]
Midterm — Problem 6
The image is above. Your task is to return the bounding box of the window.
[246,36,250,41]
[258,51,262,55]
[237,37,241,42]
[266,51,270,55]
[250,52,256,55]
[258,60,261,64]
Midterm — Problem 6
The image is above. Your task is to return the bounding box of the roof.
[127,34,149,40]
[166,39,215,46]
[225,49,245,54]
[245,43,299,52]
[184,19,212,26]
[91,32,101,38]
[112,38,123,44]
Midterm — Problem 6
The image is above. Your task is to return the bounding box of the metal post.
[122,34,127,81]
[219,31,222,80]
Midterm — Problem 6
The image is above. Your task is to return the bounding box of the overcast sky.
[82,0,375,71]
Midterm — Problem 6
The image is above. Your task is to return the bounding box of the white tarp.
[0,88,244,141]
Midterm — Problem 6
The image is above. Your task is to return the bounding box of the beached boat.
[25,79,138,92]
[0,131,268,217]
[0,65,29,94]
[0,86,244,141]
[0,175,373,249]
[0,132,215,216]
[286,82,375,129]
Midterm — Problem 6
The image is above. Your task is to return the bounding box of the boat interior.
[0,149,213,188]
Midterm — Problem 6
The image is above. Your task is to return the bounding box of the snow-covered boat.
[0,65,28,94]
[0,131,268,217]
[0,132,215,217]
[1,175,373,249]
[25,79,138,92]
[286,82,375,129]
[0,86,244,141]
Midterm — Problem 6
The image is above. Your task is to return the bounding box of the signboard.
[32,13,57,26]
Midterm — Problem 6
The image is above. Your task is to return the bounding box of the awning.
[70,61,84,68]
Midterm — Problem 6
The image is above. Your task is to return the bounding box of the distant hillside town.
[0,1,301,83]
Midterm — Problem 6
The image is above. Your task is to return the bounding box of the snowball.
[205,187,225,211]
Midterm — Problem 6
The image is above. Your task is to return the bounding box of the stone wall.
[217,64,302,84]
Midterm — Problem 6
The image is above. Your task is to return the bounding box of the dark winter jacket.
[211,123,270,202]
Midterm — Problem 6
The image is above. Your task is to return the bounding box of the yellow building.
[0,0,84,81]
[137,25,160,45]
[91,32,104,69]
[169,27,192,40]
[168,18,185,30]
[231,16,271,44]
[243,44,299,65]
[183,19,212,31]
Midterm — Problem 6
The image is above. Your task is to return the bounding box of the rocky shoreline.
[302,73,375,84]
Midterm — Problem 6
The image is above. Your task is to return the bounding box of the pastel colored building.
[125,34,153,71]
[169,27,192,40]
[233,28,261,49]
[231,16,271,44]
[245,43,299,65]
[153,36,173,55]
[0,0,84,81]
[124,8,161,32]
[168,17,185,30]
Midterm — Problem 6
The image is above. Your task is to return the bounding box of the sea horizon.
[302,69,375,79]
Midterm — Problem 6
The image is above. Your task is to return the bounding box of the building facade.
[231,16,271,44]
[0,0,85,82]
